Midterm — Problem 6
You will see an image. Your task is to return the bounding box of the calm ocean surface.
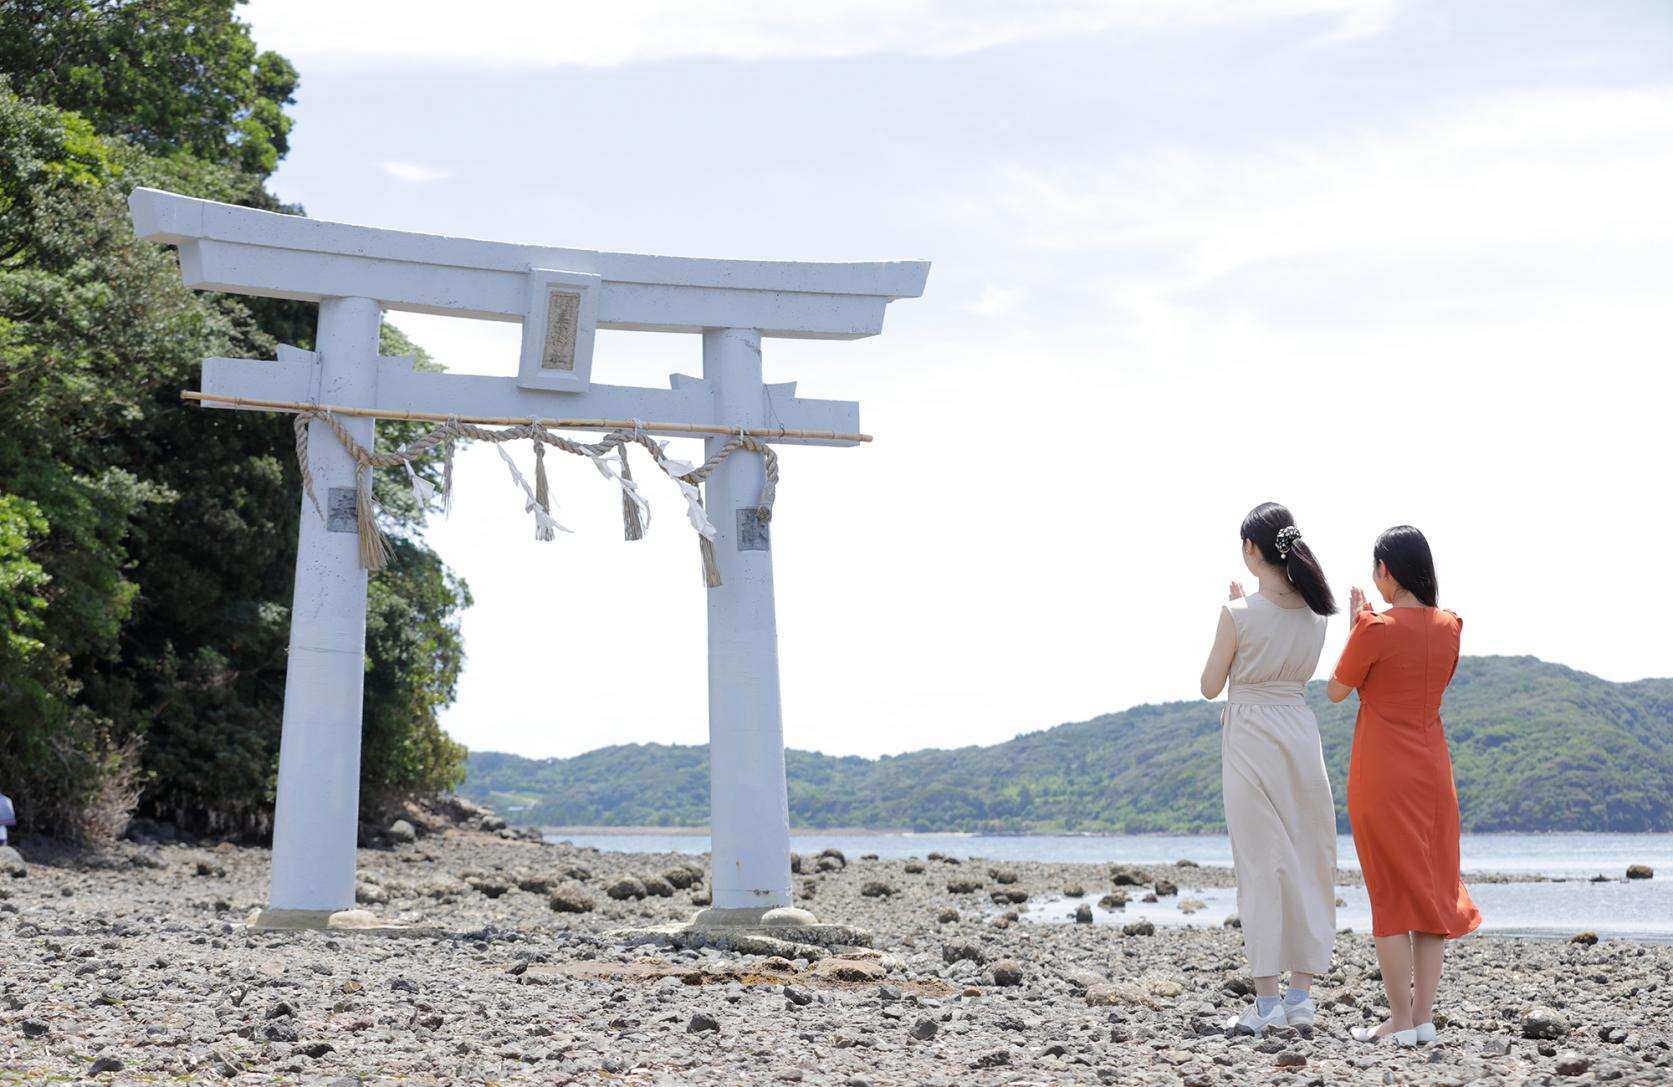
[543,831,1673,941]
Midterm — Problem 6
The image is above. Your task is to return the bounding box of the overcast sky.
[243,0,1672,761]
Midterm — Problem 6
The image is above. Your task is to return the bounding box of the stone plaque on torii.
[128,188,928,934]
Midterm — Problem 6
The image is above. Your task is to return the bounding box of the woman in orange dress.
[1327,525,1480,1046]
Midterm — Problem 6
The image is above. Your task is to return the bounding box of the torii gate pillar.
[698,328,798,920]
[266,297,381,921]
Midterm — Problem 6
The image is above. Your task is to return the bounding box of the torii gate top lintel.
[128,187,930,338]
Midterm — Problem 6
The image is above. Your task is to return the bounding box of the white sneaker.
[1415,1022,1436,1044]
[1228,1001,1288,1035]
[1283,995,1316,1029]
[1352,1025,1418,1046]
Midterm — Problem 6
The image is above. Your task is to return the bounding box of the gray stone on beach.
[810,957,885,983]
[990,959,1024,986]
[1099,892,1127,909]
[936,908,960,924]
[386,819,416,843]
[1122,920,1155,937]
[1153,879,1178,896]
[607,877,647,900]
[861,881,895,898]
[547,886,595,913]
[946,878,983,894]
[1073,904,1093,924]
[1626,864,1654,880]
[910,1017,938,1040]
[0,846,26,877]
[943,941,984,965]
[687,1012,720,1033]
[1555,1051,1591,1075]
[1522,1006,1570,1039]
[641,874,675,898]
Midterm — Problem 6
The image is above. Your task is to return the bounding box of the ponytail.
[1282,538,1338,617]
[1239,501,1339,617]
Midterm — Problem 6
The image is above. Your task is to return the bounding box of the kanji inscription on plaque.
[542,289,580,371]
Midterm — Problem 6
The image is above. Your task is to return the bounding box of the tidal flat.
[1,820,1668,1086]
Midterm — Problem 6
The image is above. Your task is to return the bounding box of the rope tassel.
[442,431,455,517]
[294,413,324,521]
[617,446,646,541]
[355,464,390,571]
[531,435,554,542]
[696,488,722,589]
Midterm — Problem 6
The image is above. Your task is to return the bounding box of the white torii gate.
[128,188,928,930]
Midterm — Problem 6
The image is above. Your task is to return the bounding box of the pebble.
[1555,1051,1592,1075]
[991,959,1024,986]
[1522,1006,1570,1039]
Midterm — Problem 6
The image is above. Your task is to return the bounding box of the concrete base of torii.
[245,907,442,937]
[608,906,873,962]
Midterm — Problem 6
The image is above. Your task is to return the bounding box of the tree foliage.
[463,657,1673,834]
[0,1,469,841]
[0,0,297,175]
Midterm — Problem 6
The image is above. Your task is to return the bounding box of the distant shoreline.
[538,826,1673,838]
[541,826,938,837]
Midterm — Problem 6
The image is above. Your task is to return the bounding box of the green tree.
[0,0,298,175]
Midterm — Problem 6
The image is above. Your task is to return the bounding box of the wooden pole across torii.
[128,188,929,932]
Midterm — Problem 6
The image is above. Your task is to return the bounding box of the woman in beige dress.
[1200,502,1340,1034]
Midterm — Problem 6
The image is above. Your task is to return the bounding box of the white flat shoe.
[1352,1025,1418,1046]
[1283,995,1316,1029]
[1228,1001,1288,1035]
[1415,1022,1436,1043]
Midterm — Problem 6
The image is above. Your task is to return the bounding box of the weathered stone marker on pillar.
[128,189,928,933]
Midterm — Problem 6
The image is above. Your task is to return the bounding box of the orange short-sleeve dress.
[1332,607,1481,939]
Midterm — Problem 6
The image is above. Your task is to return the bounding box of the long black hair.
[1240,502,1338,616]
[1373,525,1439,607]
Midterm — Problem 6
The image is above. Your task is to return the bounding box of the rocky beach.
[2,809,1668,1086]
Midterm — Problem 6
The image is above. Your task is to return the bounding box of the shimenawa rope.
[290,408,777,586]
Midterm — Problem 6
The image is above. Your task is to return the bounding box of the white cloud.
[381,161,453,183]
[243,0,1391,66]
[956,88,1673,334]
[963,285,1028,319]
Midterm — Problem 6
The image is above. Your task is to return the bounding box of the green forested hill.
[462,657,1673,834]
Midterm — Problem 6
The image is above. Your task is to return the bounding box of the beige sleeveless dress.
[1222,593,1337,976]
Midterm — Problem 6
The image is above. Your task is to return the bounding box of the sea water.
[542,830,1673,941]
